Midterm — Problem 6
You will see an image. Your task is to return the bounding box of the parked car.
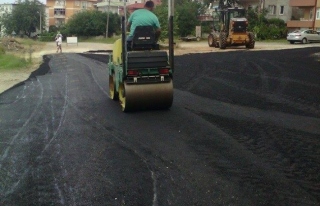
[287,29,320,44]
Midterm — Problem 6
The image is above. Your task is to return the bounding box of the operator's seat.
[128,26,159,51]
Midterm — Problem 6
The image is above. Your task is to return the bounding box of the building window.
[316,8,320,20]
[54,9,65,16]
[81,1,87,9]
[75,1,80,6]
[279,6,284,15]
[55,0,65,6]
[310,8,313,20]
[55,19,65,26]
[268,5,276,15]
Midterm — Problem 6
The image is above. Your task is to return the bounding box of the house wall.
[287,0,318,32]
[96,1,124,14]
[265,0,292,22]
[238,0,260,9]
[47,0,98,27]
[0,4,16,37]
[290,0,316,7]
[315,0,320,30]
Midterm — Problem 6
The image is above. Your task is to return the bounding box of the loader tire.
[213,34,219,48]
[219,32,227,49]
[246,32,255,49]
[208,34,215,47]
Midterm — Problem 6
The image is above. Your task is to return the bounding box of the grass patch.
[0,54,31,71]
[78,36,119,44]
[256,38,288,43]
[0,37,46,71]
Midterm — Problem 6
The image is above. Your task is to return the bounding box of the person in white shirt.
[55,34,62,53]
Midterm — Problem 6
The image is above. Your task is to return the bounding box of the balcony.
[287,20,314,28]
[290,0,316,7]
[54,14,65,19]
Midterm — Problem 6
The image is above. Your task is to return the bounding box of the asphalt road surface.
[0,47,320,205]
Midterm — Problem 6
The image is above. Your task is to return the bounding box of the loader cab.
[128,26,159,51]
[213,8,246,35]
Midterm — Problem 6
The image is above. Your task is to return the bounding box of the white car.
[287,29,320,44]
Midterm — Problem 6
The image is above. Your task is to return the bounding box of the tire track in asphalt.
[13,53,154,205]
[209,58,320,118]
[0,78,44,200]
[202,71,320,118]
[60,54,156,205]
[198,113,320,204]
[68,53,109,96]
[174,49,320,118]
[32,54,70,205]
[56,98,155,205]
[0,54,72,205]
[40,54,69,155]
[80,52,320,204]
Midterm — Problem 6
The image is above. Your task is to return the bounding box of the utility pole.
[106,0,111,38]
[40,11,42,34]
[312,0,317,30]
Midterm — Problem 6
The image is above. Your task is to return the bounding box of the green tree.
[176,2,202,37]
[247,7,287,40]
[65,10,121,37]
[153,4,178,42]
[1,0,44,37]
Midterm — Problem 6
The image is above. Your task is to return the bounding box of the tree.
[1,0,45,37]
[247,7,287,40]
[154,0,207,39]
[153,4,178,42]
[65,10,121,37]
[176,2,202,37]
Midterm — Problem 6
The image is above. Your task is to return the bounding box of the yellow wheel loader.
[208,4,255,49]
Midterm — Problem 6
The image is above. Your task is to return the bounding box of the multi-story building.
[287,0,319,32]
[96,0,162,15]
[263,0,292,22]
[46,0,99,27]
[239,0,261,10]
[96,0,124,15]
[0,3,17,37]
[315,0,320,31]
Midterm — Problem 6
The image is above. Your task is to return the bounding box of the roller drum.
[120,79,173,112]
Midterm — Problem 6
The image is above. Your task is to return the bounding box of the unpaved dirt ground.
[0,41,320,205]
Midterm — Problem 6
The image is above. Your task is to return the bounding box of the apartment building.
[0,3,17,37]
[96,0,162,15]
[96,0,125,15]
[315,0,320,30]
[239,0,261,9]
[263,0,292,22]
[287,0,319,32]
[47,0,98,27]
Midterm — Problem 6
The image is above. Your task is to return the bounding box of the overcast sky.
[2,0,46,4]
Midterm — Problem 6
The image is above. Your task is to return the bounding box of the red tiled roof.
[127,3,145,9]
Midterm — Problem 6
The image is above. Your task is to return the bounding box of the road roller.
[108,0,175,112]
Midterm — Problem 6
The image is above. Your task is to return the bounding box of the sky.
[1,0,46,4]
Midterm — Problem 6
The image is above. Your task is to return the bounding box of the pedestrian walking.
[55,34,62,53]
